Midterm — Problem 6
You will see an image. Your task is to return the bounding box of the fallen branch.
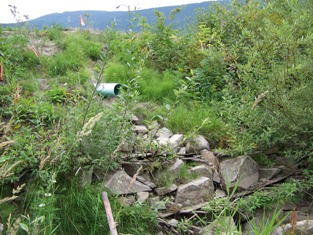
[102,191,118,235]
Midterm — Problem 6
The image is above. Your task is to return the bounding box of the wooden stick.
[102,191,118,235]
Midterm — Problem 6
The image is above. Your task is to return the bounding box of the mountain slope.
[2,1,231,30]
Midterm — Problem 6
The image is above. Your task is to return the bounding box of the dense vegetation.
[1,0,313,234]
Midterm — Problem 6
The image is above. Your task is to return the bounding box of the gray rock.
[200,149,219,171]
[136,175,157,188]
[156,127,173,138]
[177,147,186,155]
[149,196,167,210]
[175,177,214,206]
[137,192,149,203]
[169,159,185,175]
[259,167,282,180]
[118,195,135,207]
[155,184,177,196]
[186,135,210,153]
[220,155,259,190]
[122,162,142,177]
[168,134,184,151]
[189,165,213,179]
[271,220,313,235]
[215,188,226,198]
[156,137,169,147]
[104,170,151,195]
[131,114,140,125]
[168,219,179,227]
[134,125,149,134]
[213,171,221,184]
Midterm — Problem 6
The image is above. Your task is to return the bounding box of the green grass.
[166,103,228,147]
[138,69,177,103]
[57,183,158,235]
[103,61,132,84]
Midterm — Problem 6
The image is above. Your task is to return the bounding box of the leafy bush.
[45,85,67,103]
[85,41,102,61]
[193,0,313,158]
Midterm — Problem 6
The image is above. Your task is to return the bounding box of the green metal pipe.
[95,83,121,97]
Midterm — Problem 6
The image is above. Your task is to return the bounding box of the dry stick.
[102,192,118,235]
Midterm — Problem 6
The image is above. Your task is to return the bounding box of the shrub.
[192,0,313,158]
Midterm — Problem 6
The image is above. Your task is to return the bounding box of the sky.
[0,0,209,23]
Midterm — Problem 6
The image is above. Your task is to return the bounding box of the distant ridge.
[1,1,232,30]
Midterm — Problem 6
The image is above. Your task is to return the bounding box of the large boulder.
[220,155,259,190]
[200,149,219,171]
[175,177,214,206]
[169,158,185,175]
[186,135,210,153]
[104,170,151,195]
[188,165,213,179]
[168,134,184,151]
[155,127,173,138]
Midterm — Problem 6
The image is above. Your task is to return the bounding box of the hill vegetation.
[0,0,313,234]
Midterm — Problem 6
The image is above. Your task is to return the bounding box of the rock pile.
[82,116,312,234]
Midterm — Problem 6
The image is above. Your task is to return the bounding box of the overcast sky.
[0,0,210,23]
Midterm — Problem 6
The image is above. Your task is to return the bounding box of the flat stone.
[259,167,282,180]
[155,184,177,196]
[104,170,151,195]
[168,219,179,227]
[189,164,213,178]
[118,195,135,207]
[136,175,157,188]
[134,125,148,134]
[186,135,210,153]
[156,137,169,147]
[200,149,219,171]
[137,192,149,203]
[213,171,221,184]
[149,196,167,210]
[122,162,142,177]
[179,202,208,213]
[155,127,173,138]
[220,155,259,190]
[177,147,186,155]
[175,177,214,206]
[215,188,226,198]
[169,159,184,175]
[168,134,184,150]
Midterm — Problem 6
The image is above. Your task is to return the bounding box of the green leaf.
[0,155,11,163]
[19,223,29,233]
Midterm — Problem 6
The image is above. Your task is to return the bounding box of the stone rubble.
[99,121,309,234]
